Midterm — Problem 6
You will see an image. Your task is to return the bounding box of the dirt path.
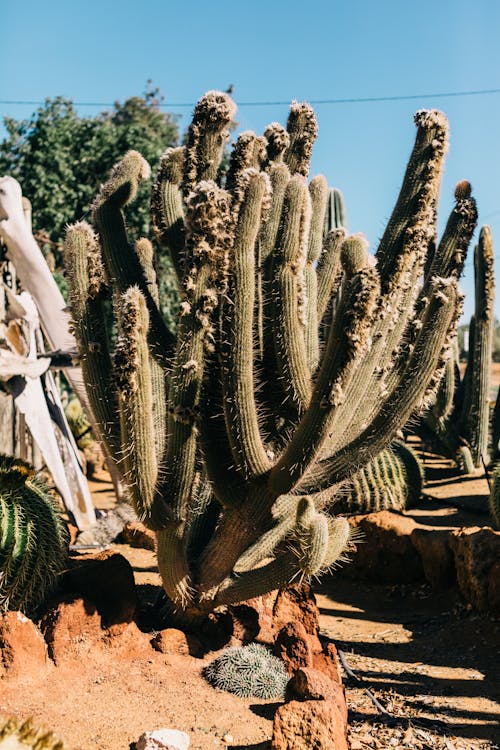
[317,577,499,749]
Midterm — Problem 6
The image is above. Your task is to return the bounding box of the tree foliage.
[0,83,180,325]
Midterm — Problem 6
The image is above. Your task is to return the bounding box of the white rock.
[136,728,190,750]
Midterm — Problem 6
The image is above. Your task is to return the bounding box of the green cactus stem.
[0,455,68,613]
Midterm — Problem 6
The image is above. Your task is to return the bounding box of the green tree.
[0,82,180,326]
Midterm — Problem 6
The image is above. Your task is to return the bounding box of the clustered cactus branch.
[64,92,473,618]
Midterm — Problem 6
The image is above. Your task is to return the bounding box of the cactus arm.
[269,263,380,496]
[324,187,347,232]
[134,237,168,464]
[182,91,237,196]
[159,182,231,522]
[263,122,290,165]
[63,223,121,461]
[426,181,478,281]
[225,132,267,192]
[305,175,328,370]
[461,226,494,465]
[92,150,175,362]
[151,147,186,280]
[213,513,349,607]
[271,176,312,413]
[113,287,168,527]
[376,110,448,287]
[260,163,291,264]
[222,169,273,477]
[300,278,461,493]
[316,228,347,322]
[283,101,318,178]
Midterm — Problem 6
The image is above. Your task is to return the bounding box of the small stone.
[151,628,191,656]
[136,728,190,750]
[222,733,233,744]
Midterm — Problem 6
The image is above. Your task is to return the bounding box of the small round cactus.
[203,643,288,699]
[0,454,69,613]
[0,716,67,749]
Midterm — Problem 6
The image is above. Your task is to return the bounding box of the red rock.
[347,511,424,583]
[39,597,102,665]
[272,699,348,750]
[411,528,455,590]
[120,521,156,551]
[286,667,348,728]
[0,611,50,676]
[273,583,320,636]
[151,627,189,655]
[312,641,343,684]
[274,621,313,674]
[450,526,500,611]
[102,621,152,658]
[61,550,137,626]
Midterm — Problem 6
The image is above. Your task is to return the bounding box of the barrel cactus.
[0,455,69,613]
[203,643,288,699]
[338,441,424,514]
[64,92,472,619]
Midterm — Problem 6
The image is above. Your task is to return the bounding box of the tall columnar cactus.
[324,186,347,232]
[0,455,69,613]
[489,462,500,529]
[461,226,495,465]
[64,92,473,618]
[420,222,493,472]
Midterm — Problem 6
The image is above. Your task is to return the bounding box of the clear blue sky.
[1,0,499,320]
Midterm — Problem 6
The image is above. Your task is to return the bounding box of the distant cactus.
[324,186,347,232]
[0,455,69,613]
[418,223,493,474]
[489,463,500,529]
[203,643,288,699]
[338,441,424,514]
[64,397,94,449]
[0,716,67,749]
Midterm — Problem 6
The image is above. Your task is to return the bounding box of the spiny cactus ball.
[0,454,69,613]
[203,643,288,699]
[0,716,67,749]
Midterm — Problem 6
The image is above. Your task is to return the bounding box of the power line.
[1,86,500,109]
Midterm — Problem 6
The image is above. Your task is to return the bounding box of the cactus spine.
[0,455,69,613]
[65,93,471,618]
